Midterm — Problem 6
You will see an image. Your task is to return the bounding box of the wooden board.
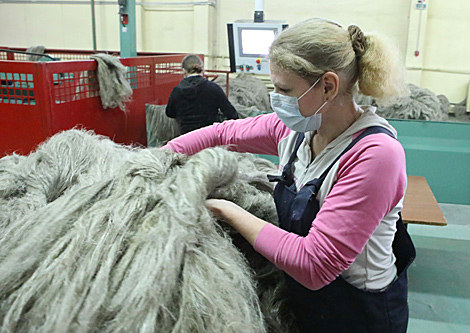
[402,176,447,226]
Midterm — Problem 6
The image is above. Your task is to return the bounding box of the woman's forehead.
[270,64,306,87]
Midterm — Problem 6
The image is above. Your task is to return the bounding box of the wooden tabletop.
[402,175,447,226]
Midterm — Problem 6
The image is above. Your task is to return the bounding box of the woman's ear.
[322,72,340,101]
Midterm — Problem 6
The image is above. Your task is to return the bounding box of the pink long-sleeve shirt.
[163,110,407,291]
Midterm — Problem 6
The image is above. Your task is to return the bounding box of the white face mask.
[270,77,328,132]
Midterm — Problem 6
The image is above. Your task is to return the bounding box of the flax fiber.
[25,46,46,61]
[354,83,449,121]
[90,54,133,111]
[214,73,272,118]
[0,129,297,333]
[146,74,273,146]
[146,104,180,147]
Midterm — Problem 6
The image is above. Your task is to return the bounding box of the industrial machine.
[227,0,287,74]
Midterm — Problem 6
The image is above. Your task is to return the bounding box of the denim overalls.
[268,126,416,333]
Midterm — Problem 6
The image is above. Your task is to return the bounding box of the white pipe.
[0,0,216,6]
[467,80,470,112]
[254,0,264,12]
[406,67,470,75]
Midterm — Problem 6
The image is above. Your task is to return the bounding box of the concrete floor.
[407,203,470,333]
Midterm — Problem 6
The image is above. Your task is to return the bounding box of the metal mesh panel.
[52,70,99,104]
[47,53,120,61]
[0,72,36,105]
[155,62,182,85]
[0,54,195,156]
[13,54,29,61]
[0,53,28,61]
[126,64,152,90]
[155,62,181,74]
[47,53,90,61]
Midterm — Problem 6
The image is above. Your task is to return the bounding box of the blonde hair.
[269,18,408,102]
[182,54,204,74]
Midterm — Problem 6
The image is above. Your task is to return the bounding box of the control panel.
[227,20,288,75]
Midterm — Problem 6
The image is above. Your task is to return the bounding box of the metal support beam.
[91,0,97,50]
[119,0,137,58]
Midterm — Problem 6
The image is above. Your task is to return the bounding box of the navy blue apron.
[268,127,416,333]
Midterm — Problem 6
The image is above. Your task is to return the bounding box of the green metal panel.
[256,154,279,165]
[389,119,470,205]
[119,0,137,58]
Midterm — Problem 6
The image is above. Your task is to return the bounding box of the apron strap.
[267,132,305,186]
[268,127,394,189]
[315,126,395,185]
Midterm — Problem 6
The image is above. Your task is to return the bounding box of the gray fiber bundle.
[215,73,273,117]
[145,104,180,147]
[0,129,298,333]
[354,83,448,121]
[145,74,274,147]
[90,54,133,111]
[451,98,470,122]
[25,45,46,61]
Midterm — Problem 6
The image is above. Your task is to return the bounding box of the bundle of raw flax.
[145,104,180,147]
[354,83,449,121]
[0,129,297,333]
[215,73,273,118]
[90,54,133,111]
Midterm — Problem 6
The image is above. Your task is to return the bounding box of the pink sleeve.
[161,112,291,156]
[253,134,407,290]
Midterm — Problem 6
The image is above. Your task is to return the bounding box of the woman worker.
[162,18,415,332]
[165,54,239,134]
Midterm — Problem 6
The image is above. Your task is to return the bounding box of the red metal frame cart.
[0,50,193,156]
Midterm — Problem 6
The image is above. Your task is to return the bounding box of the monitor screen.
[239,28,277,56]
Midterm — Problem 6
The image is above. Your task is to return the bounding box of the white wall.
[140,3,194,53]
[0,2,115,50]
[419,1,470,102]
[1,0,469,103]
[216,0,411,65]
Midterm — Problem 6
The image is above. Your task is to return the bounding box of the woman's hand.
[205,199,241,220]
[205,199,268,246]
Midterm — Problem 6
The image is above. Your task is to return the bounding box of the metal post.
[119,0,137,58]
[254,0,264,22]
[91,0,97,50]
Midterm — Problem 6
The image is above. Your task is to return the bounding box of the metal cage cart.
[0,48,194,156]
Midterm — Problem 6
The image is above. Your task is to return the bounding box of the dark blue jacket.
[166,76,239,134]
